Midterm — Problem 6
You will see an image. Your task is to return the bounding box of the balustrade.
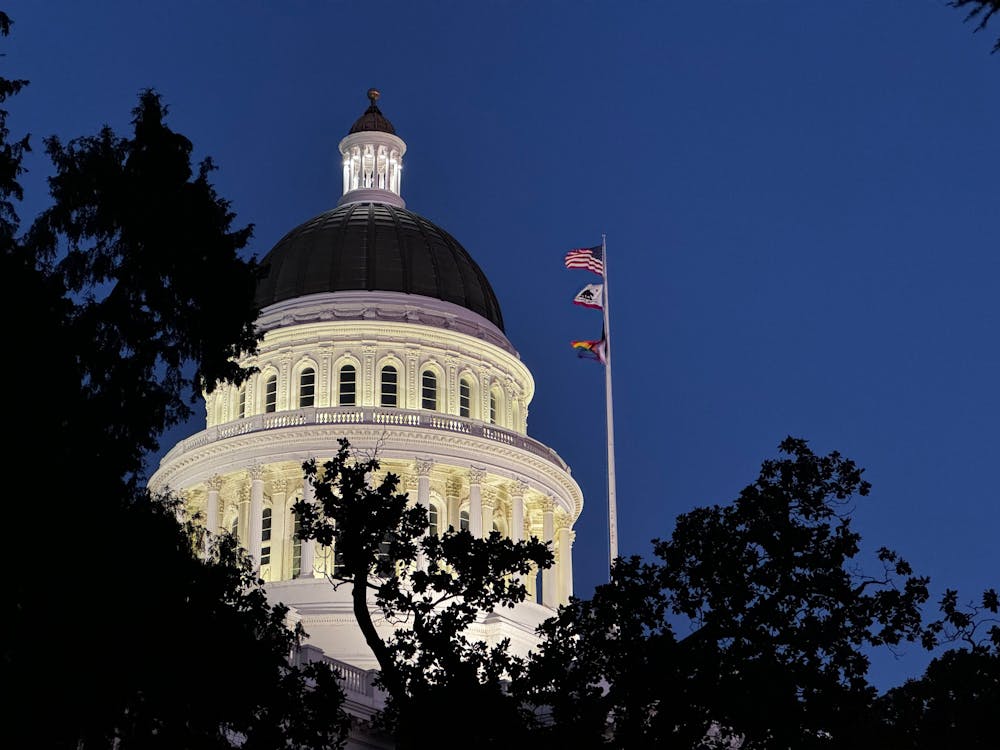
[163,406,568,471]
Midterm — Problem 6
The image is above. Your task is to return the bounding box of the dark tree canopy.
[23,88,262,484]
[518,438,987,748]
[875,642,1000,747]
[0,15,347,749]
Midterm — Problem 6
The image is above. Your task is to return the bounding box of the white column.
[510,480,526,543]
[299,475,316,578]
[468,467,486,537]
[478,368,491,422]
[406,349,419,409]
[319,346,333,408]
[447,493,460,532]
[205,476,222,536]
[362,344,376,407]
[445,356,459,415]
[278,355,292,411]
[558,524,574,604]
[270,478,288,580]
[204,475,222,558]
[481,492,497,540]
[510,480,527,586]
[415,458,432,570]
[541,497,556,608]
[247,465,265,569]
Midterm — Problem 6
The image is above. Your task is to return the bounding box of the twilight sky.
[6,1,998,690]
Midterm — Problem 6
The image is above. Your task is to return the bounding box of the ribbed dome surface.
[348,101,396,134]
[256,202,504,331]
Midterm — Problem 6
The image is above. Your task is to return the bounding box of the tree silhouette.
[0,14,347,748]
[521,439,942,748]
[293,438,554,748]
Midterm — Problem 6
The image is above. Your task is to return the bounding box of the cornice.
[151,421,583,519]
[256,291,517,357]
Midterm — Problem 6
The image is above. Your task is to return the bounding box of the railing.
[292,644,385,711]
[162,406,570,471]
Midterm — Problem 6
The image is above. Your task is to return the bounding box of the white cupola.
[337,88,407,208]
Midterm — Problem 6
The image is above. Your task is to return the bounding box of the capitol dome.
[256,201,505,330]
[149,92,584,737]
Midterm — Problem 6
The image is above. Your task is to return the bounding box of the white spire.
[337,88,407,209]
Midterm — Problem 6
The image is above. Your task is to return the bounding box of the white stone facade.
[150,291,582,670]
[147,95,584,716]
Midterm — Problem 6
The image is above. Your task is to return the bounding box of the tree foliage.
[23,88,262,484]
[519,438,975,748]
[293,438,554,748]
[875,642,999,747]
[0,14,347,748]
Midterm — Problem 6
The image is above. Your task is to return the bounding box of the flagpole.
[601,233,619,577]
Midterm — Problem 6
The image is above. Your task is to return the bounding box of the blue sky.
[6,1,998,690]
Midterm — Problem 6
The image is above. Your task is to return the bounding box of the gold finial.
[367,88,381,105]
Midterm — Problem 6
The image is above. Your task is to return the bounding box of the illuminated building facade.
[149,90,584,740]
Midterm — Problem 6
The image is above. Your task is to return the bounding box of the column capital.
[414,457,434,477]
[508,478,528,497]
[540,496,555,513]
[481,489,498,511]
[271,477,287,495]
[248,463,265,482]
[468,466,487,485]
[206,474,224,492]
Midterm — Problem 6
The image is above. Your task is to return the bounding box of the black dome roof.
[348,89,396,134]
[255,202,505,331]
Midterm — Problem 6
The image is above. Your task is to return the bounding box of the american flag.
[564,244,604,275]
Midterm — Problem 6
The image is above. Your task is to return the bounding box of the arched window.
[428,503,439,536]
[460,509,470,532]
[264,375,277,413]
[489,390,499,425]
[421,370,437,410]
[459,377,472,418]
[380,365,398,407]
[299,367,315,408]
[229,512,239,540]
[238,385,246,419]
[339,364,357,406]
[261,507,272,565]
